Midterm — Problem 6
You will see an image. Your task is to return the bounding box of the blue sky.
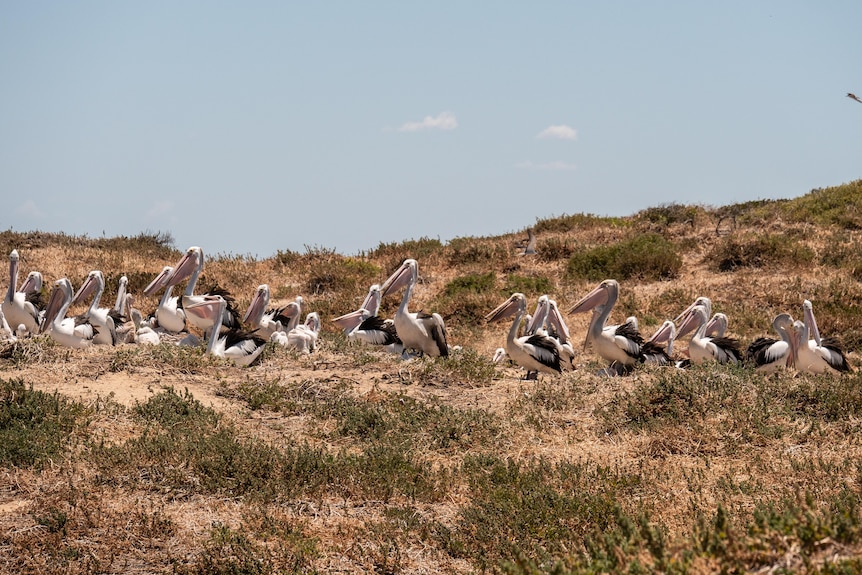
[1,2,860,258]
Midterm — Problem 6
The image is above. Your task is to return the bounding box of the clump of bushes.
[705,233,814,272]
[567,233,682,281]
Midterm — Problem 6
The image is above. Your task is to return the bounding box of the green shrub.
[567,233,682,281]
[0,378,86,468]
[706,233,815,272]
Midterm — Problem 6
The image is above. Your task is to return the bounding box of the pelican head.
[165,246,204,287]
[143,266,174,297]
[568,279,618,315]
[71,270,104,306]
[243,284,271,325]
[380,259,419,297]
[486,293,527,323]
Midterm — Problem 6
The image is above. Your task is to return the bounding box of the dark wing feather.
[745,337,777,367]
[820,336,852,372]
[524,334,562,373]
[26,291,46,311]
[639,341,671,365]
[357,316,402,345]
[712,336,743,363]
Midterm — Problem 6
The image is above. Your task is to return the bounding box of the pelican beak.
[361,285,382,316]
[649,321,676,346]
[71,273,98,306]
[676,308,700,339]
[548,302,571,344]
[184,296,224,323]
[144,267,173,296]
[486,294,521,323]
[332,308,367,331]
[39,280,67,334]
[19,272,41,294]
[380,263,410,296]
[165,249,200,288]
[568,283,609,314]
[243,285,268,324]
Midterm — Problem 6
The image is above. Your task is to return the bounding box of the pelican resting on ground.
[71,270,122,345]
[795,300,851,374]
[745,313,798,373]
[568,279,643,374]
[39,278,97,349]
[676,304,742,365]
[271,312,321,354]
[518,228,537,256]
[640,320,677,366]
[185,296,266,366]
[3,250,42,335]
[243,284,302,340]
[332,306,403,354]
[163,246,241,335]
[487,292,561,378]
[143,266,187,333]
[380,259,449,357]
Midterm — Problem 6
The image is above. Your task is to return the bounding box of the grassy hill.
[2,179,862,573]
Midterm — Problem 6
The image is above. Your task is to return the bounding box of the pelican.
[162,246,240,335]
[526,296,574,370]
[795,300,851,374]
[143,266,187,333]
[2,250,42,335]
[492,347,507,363]
[114,276,128,316]
[185,296,266,366]
[0,307,13,341]
[273,312,321,354]
[675,297,729,338]
[380,259,449,357]
[745,313,798,372]
[130,306,161,345]
[640,320,677,366]
[332,307,403,354]
[71,270,122,345]
[487,293,561,377]
[676,304,742,365]
[568,279,643,373]
[39,278,97,349]
[243,284,302,340]
[518,228,537,256]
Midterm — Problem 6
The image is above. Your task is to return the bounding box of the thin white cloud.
[15,200,45,218]
[515,160,577,171]
[398,111,458,132]
[537,124,577,140]
[146,200,175,219]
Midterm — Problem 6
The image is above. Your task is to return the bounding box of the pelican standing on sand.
[486,292,561,378]
[380,259,449,357]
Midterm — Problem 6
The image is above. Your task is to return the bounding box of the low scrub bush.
[567,233,682,281]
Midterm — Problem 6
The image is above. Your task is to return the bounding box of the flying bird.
[848,93,862,104]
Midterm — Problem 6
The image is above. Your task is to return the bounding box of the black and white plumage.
[640,320,677,366]
[676,304,742,365]
[745,313,797,372]
[39,278,98,349]
[380,259,449,357]
[243,284,302,340]
[486,292,561,377]
[569,279,643,372]
[185,296,266,366]
[71,270,122,346]
[163,246,241,335]
[795,300,851,374]
[143,266,186,333]
[333,284,404,355]
[2,250,42,335]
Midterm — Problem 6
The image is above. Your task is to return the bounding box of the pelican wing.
[818,337,851,372]
[614,322,643,358]
[522,334,562,373]
[356,316,401,346]
[709,336,742,364]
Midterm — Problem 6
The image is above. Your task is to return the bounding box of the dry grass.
[3,182,862,573]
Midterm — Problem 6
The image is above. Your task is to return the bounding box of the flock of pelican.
[0,247,853,377]
[488,279,851,378]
